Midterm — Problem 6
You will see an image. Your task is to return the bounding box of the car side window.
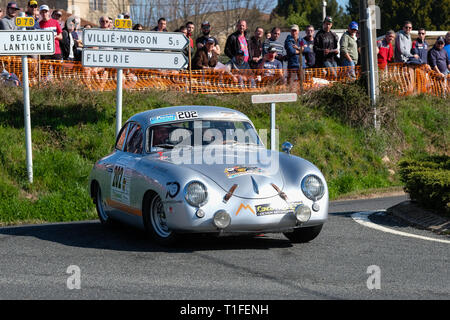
[115,123,129,151]
[124,123,143,154]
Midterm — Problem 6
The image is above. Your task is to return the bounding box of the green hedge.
[398,155,450,214]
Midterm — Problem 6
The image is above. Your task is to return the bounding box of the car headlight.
[184,181,208,207]
[301,174,325,201]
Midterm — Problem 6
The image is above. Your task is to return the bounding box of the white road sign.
[251,93,298,104]
[82,49,188,70]
[83,29,189,51]
[0,30,55,55]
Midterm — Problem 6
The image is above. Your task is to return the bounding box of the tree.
[274,0,348,29]
[346,0,449,33]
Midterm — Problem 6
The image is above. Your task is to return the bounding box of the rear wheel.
[284,224,323,243]
[143,193,178,245]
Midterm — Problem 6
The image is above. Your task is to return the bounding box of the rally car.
[89,105,328,244]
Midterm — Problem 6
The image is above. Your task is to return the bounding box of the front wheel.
[143,194,178,245]
[284,224,323,243]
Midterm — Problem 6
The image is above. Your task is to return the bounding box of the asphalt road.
[0,195,449,300]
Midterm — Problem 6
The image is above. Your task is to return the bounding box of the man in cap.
[196,21,220,55]
[25,0,39,30]
[428,36,450,77]
[285,24,303,85]
[192,37,219,70]
[340,21,359,78]
[257,45,284,83]
[225,49,253,86]
[0,2,21,30]
[39,5,63,60]
[314,16,339,76]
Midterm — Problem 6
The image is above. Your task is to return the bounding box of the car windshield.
[146,120,262,151]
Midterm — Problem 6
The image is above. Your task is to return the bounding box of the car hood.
[148,145,285,199]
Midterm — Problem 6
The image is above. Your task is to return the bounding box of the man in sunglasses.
[0,2,21,30]
[412,28,429,65]
[394,20,419,63]
[25,0,39,30]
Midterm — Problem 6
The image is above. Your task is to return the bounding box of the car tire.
[143,193,178,245]
[94,184,114,226]
[284,224,323,243]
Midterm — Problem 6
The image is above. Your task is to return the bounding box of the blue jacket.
[284,35,302,69]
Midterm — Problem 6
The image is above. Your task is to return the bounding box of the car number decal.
[150,111,198,124]
[111,165,131,205]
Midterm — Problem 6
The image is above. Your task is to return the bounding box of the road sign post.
[251,93,298,150]
[82,24,189,137]
[0,24,55,183]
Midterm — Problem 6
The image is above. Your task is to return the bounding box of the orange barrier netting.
[1,56,448,96]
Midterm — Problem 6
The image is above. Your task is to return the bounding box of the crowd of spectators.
[1,1,449,84]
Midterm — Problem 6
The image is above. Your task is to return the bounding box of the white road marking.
[351,211,450,244]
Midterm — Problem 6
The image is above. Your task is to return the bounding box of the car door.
[109,122,144,218]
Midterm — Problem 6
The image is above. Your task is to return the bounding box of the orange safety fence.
[1,56,448,97]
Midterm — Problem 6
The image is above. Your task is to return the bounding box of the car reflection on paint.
[89,105,328,245]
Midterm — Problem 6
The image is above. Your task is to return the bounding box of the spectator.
[265,31,271,40]
[0,8,3,19]
[444,32,450,58]
[52,9,63,29]
[0,2,21,30]
[99,16,112,29]
[314,16,339,71]
[224,20,250,63]
[248,26,264,69]
[299,25,315,68]
[225,49,253,85]
[263,27,286,62]
[39,5,63,60]
[153,17,167,32]
[257,45,284,83]
[192,37,218,70]
[428,36,450,77]
[25,0,39,30]
[133,24,143,31]
[340,21,359,79]
[377,30,395,70]
[285,24,302,84]
[395,20,420,63]
[123,12,130,19]
[1,68,20,86]
[83,24,92,29]
[61,17,80,61]
[196,21,220,55]
[411,28,429,64]
[186,21,195,49]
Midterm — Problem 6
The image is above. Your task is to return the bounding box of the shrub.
[398,155,450,214]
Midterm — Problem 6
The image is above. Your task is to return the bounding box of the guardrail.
[1,56,448,97]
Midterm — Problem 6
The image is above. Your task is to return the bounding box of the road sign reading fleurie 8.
[83,29,189,51]
[82,49,188,70]
[0,30,55,55]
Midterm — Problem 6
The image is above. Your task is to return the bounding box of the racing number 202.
[176,111,198,120]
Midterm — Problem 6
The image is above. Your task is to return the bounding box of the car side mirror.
[282,141,293,154]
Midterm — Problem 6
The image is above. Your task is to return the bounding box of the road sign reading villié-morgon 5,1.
[0,30,55,55]
[82,49,189,70]
[83,29,189,51]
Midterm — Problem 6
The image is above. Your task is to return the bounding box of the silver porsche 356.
[89,106,328,244]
